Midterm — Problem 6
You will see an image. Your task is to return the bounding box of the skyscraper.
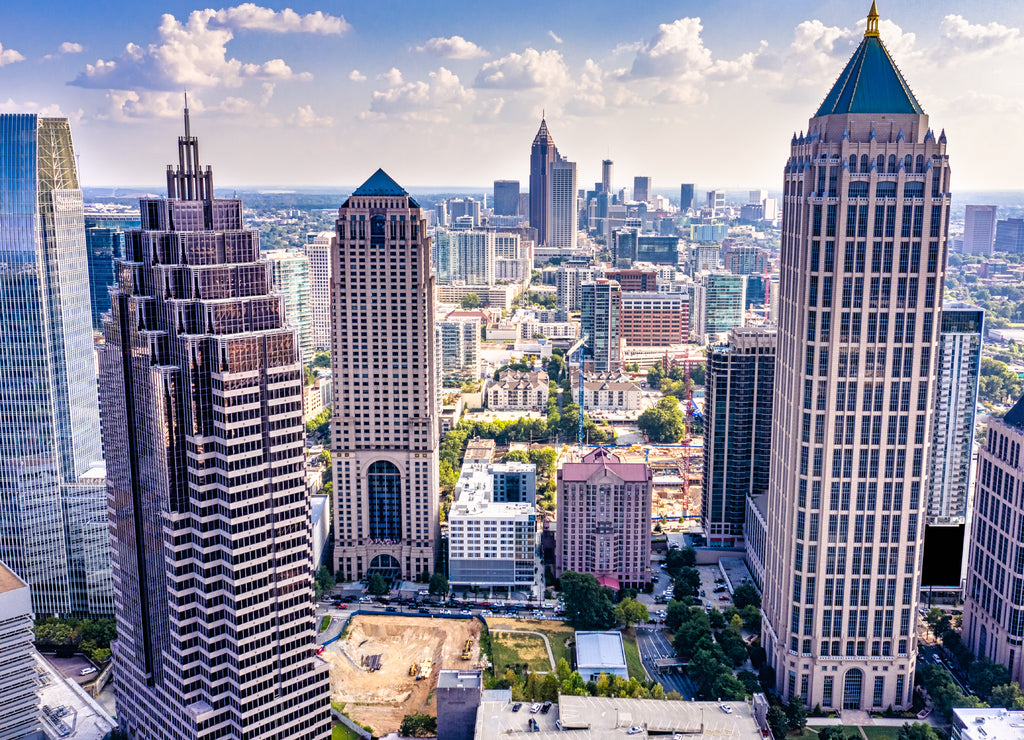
[454,230,496,285]
[550,158,578,251]
[307,230,334,350]
[692,271,746,341]
[529,117,559,246]
[761,5,948,710]
[331,169,440,582]
[0,114,109,618]
[962,394,1024,685]
[85,211,141,330]
[706,189,726,215]
[432,226,456,284]
[601,159,613,193]
[493,180,520,217]
[963,205,997,256]
[581,279,622,373]
[994,218,1024,254]
[680,183,695,212]
[100,108,331,739]
[922,302,983,587]
[265,248,313,363]
[703,326,776,547]
[633,176,652,204]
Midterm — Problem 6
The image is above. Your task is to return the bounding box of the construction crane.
[568,334,589,447]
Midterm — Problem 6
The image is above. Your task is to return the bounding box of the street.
[635,626,697,698]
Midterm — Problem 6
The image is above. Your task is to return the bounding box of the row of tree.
[34,617,117,663]
[495,657,678,703]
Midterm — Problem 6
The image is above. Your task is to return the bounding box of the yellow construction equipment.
[461,639,473,660]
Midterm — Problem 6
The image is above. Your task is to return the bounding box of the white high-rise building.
[761,6,949,711]
[454,230,496,286]
[331,169,440,582]
[265,248,313,363]
[306,230,334,350]
[437,317,481,378]
[963,205,997,256]
[556,264,595,312]
[0,561,39,740]
[551,158,578,251]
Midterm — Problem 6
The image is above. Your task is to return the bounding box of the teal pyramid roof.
[352,168,408,197]
[815,35,923,117]
[1005,393,1024,431]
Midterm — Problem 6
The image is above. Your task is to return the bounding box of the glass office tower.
[0,114,108,617]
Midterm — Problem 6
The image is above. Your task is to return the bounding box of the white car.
[627,728,643,736]
[80,666,98,676]
[719,704,733,714]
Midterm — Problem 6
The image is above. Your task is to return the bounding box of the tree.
[555,657,572,682]
[740,604,762,633]
[679,546,697,567]
[637,397,686,443]
[717,628,748,667]
[502,450,530,463]
[614,598,649,628]
[924,607,953,639]
[367,573,389,596]
[399,713,437,737]
[674,567,701,599]
[989,682,1024,710]
[429,572,449,596]
[785,698,808,732]
[713,672,748,701]
[312,351,331,368]
[896,723,939,740]
[314,566,334,599]
[968,659,1012,702]
[541,672,560,702]
[688,646,729,695]
[528,447,558,479]
[460,293,482,309]
[665,600,692,632]
[647,363,665,387]
[737,670,761,695]
[766,705,789,740]
[439,459,458,494]
[732,582,761,609]
[560,571,616,630]
[818,728,848,740]
[675,613,713,660]
[664,548,687,577]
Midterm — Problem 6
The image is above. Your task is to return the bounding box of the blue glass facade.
[0,114,108,617]
[84,213,141,329]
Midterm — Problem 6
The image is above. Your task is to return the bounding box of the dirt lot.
[323,615,484,735]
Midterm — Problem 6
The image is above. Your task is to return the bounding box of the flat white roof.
[954,708,1024,740]
[575,631,626,670]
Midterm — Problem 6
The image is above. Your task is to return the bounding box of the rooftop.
[437,669,482,690]
[953,708,1024,740]
[351,168,408,197]
[815,4,923,116]
[575,631,627,670]
[1004,393,1024,431]
[0,559,27,595]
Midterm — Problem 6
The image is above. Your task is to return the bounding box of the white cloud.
[349,69,366,82]
[417,35,487,60]
[71,9,313,90]
[371,67,473,121]
[59,41,84,54]
[627,17,713,79]
[0,97,81,121]
[289,104,334,127]
[259,82,275,105]
[0,42,25,67]
[474,48,570,89]
[935,14,1022,62]
[378,67,403,86]
[548,30,563,45]
[101,89,265,121]
[212,4,350,35]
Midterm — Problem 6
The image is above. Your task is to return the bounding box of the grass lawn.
[861,727,902,740]
[621,631,647,681]
[487,618,575,668]
[492,632,554,674]
[332,723,362,740]
[803,726,864,739]
[319,615,332,632]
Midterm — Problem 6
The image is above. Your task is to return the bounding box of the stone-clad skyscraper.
[0,114,109,618]
[529,117,559,247]
[100,108,331,740]
[331,169,440,582]
[761,5,950,711]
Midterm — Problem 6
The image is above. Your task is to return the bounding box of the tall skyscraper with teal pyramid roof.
[759,3,951,710]
[330,169,440,582]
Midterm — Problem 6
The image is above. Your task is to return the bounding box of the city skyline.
[0,2,1022,189]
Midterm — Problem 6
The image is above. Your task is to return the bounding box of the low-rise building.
[575,631,628,681]
[952,708,1024,740]
[488,370,549,410]
[571,373,642,411]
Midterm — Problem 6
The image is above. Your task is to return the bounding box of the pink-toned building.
[556,448,652,589]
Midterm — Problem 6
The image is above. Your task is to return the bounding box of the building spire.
[865,1,880,38]
[183,90,191,139]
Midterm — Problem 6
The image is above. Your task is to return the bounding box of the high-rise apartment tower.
[101,109,331,739]
[331,169,440,582]
[633,176,652,204]
[761,5,950,711]
[0,114,109,617]
[307,230,334,350]
[529,117,559,246]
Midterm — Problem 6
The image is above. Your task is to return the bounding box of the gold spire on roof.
[865,1,880,38]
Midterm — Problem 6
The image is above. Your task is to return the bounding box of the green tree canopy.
[614,597,649,628]
[896,722,940,740]
[501,450,530,463]
[968,659,1012,702]
[637,397,686,443]
[367,573,389,595]
[314,566,335,598]
[429,572,449,596]
[560,571,616,630]
[732,582,761,609]
[460,293,482,309]
[399,713,437,737]
[989,682,1024,710]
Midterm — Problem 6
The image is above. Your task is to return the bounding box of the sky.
[2,1,1023,192]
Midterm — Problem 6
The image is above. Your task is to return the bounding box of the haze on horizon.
[2,1,1023,191]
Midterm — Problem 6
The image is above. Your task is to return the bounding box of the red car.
[316,646,325,655]
[336,604,348,610]
[718,595,731,601]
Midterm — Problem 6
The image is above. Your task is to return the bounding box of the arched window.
[877,154,885,171]
[888,155,897,173]
[904,155,913,172]
[843,668,864,710]
[849,155,857,171]
[860,154,870,173]
[367,460,402,541]
[915,155,925,174]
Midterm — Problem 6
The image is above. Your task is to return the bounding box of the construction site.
[321,615,485,735]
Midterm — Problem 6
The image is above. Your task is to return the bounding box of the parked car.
[540,701,552,714]
[530,703,542,714]
[511,703,522,713]
[80,666,97,676]
[385,606,398,612]
[718,595,730,601]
